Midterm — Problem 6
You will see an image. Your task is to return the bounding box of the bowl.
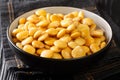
[7,6,112,74]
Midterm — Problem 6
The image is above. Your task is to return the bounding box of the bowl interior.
[7,6,112,58]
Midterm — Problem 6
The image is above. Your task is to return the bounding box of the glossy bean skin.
[50,14,62,22]
[74,37,86,46]
[21,36,33,45]
[12,29,23,37]
[91,29,104,37]
[100,42,106,49]
[16,42,23,49]
[32,40,44,48]
[54,40,67,49]
[82,18,94,26]
[27,15,40,23]
[67,24,76,33]
[16,31,29,41]
[60,34,71,43]
[40,50,54,58]
[71,46,86,58]
[35,9,46,16]
[19,17,26,24]
[38,33,48,41]
[46,28,58,36]
[61,47,72,59]
[90,43,100,53]
[71,32,80,39]
[48,21,60,28]
[36,48,45,55]
[44,37,57,46]
[68,41,78,49]
[50,46,61,53]
[23,45,36,54]
[33,30,42,39]
[36,20,49,27]
[52,53,62,59]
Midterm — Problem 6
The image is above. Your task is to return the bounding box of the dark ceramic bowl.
[7,6,112,74]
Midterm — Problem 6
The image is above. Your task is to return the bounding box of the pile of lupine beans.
[12,9,106,59]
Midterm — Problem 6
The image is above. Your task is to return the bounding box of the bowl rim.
[7,6,113,61]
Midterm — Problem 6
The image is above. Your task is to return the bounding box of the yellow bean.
[54,40,67,49]
[44,37,56,46]
[50,14,62,22]
[23,22,30,31]
[29,28,38,36]
[23,44,35,54]
[19,17,26,24]
[36,48,45,55]
[60,34,71,43]
[50,46,61,52]
[48,21,60,28]
[74,37,86,46]
[94,38,102,46]
[86,51,92,56]
[56,28,65,31]
[12,38,19,43]
[16,31,29,41]
[39,16,46,21]
[28,23,36,30]
[90,23,96,31]
[71,32,80,39]
[82,18,94,26]
[60,19,72,27]
[61,47,72,59]
[56,13,64,19]
[64,13,74,19]
[32,40,44,48]
[100,41,106,49]
[91,29,104,37]
[81,46,90,54]
[73,21,80,26]
[12,29,23,37]
[78,11,84,19]
[16,42,23,49]
[100,36,106,42]
[71,46,86,58]
[90,43,100,53]
[38,26,47,31]
[57,29,66,38]
[71,29,79,33]
[68,41,78,49]
[27,14,40,23]
[36,20,49,28]
[52,53,62,59]
[38,33,48,41]
[33,30,42,38]
[35,9,46,16]
[18,24,24,30]
[66,24,76,33]
[85,36,95,46]
[21,36,33,45]
[44,45,50,49]
[77,24,90,37]
[46,28,58,36]
[71,11,78,17]
[73,17,81,22]
[40,50,54,58]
